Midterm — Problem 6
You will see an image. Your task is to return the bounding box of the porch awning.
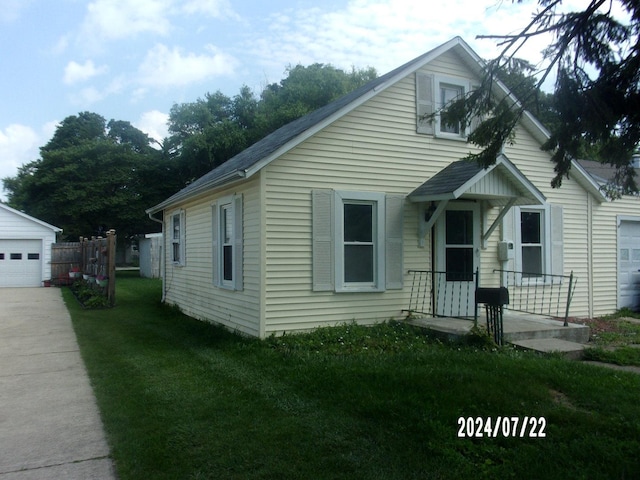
[408,154,545,207]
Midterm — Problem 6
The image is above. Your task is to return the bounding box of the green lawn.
[581,310,640,366]
[65,273,640,479]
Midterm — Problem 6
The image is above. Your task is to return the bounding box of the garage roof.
[0,203,62,233]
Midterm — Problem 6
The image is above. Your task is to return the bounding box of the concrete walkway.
[0,288,116,479]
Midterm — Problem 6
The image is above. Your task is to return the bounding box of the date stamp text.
[457,416,546,438]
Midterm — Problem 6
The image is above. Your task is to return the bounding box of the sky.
[0,0,595,200]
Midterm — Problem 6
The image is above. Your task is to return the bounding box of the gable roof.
[147,36,604,213]
[0,203,62,233]
[408,154,545,206]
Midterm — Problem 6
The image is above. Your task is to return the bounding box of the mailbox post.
[475,287,509,345]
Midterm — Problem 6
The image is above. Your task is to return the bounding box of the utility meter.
[498,240,514,261]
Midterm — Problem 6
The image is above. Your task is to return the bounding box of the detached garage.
[0,204,62,287]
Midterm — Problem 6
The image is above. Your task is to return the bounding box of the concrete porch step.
[501,315,590,344]
[510,338,587,359]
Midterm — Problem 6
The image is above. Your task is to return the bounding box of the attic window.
[416,73,472,139]
[440,83,464,134]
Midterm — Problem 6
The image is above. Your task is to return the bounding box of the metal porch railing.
[404,269,479,320]
[493,269,576,326]
[404,269,577,327]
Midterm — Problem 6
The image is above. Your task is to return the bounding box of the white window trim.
[170,210,185,266]
[334,190,386,293]
[434,74,471,140]
[216,194,235,290]
[514,205,551,285]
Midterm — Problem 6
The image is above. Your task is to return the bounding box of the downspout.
[148,210,166,302]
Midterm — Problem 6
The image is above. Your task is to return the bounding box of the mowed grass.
[582,310,640,366]
[64,272,640,479]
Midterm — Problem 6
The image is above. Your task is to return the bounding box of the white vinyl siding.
[163,179,259,337]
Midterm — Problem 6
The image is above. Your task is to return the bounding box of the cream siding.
[497,124,592,317]
[162,177,262,337]
[158,42,640,338]
[261,63,484,335]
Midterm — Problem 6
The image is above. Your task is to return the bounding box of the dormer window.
[439,83,465,134]
[416,73,473,139]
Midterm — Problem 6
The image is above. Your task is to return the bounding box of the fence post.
[474,268,479,327]
[107,230,116,306]
[563,270,574,327]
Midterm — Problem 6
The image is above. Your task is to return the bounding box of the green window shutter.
[312,189,334,292]
[211,203,219,286]
[385,194,405,289]
[234,194,244,291]
[550,204,564,277]
[416,73,435,135]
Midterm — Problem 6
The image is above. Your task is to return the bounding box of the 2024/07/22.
[457,416,547,438]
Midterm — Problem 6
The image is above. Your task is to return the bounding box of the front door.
[435,202,479,317]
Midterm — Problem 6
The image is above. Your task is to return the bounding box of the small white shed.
[139,233,163,279]
[0,203,62,287]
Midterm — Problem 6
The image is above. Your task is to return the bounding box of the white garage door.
[619,220,640,311]
[0,239,43,287]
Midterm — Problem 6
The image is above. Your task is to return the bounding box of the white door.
[0,239,43,287]
[619,220,640,310]
[435,203,480,317]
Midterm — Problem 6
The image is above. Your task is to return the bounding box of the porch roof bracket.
[481,197,517,249]
[418,199,449,247]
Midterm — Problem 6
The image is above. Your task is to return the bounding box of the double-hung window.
[171,210,185,265]
[520,209,544,278]
[512,204,564,283]
[342,201,377,285]
[212,194,243,291]
[312,189,404,293]
[335,191,386,292]
[416,73,472,138]
[221,203,234,283]
[439,83,465,135]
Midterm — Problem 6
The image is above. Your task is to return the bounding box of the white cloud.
[135,110,169,145]
[63,60,109,85]
[79,0,173,45]
[67,76,126,106]
[77,0,240,48]
[0,0,33,23]
[247,0,555,84]
[137,43,238,88]
[0,124,40,198]
[181,0,238,19]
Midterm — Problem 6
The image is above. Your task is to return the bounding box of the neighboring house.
[147,36,640,338]
[0,203,62,287]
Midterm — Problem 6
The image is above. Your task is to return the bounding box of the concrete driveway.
[0,287,116,479]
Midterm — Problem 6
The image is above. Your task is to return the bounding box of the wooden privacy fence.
[51,230,116,305]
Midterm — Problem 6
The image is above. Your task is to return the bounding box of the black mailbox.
[475,287,509,306]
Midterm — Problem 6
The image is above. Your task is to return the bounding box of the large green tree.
[445,0,640,194]
[3,112,173,240]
